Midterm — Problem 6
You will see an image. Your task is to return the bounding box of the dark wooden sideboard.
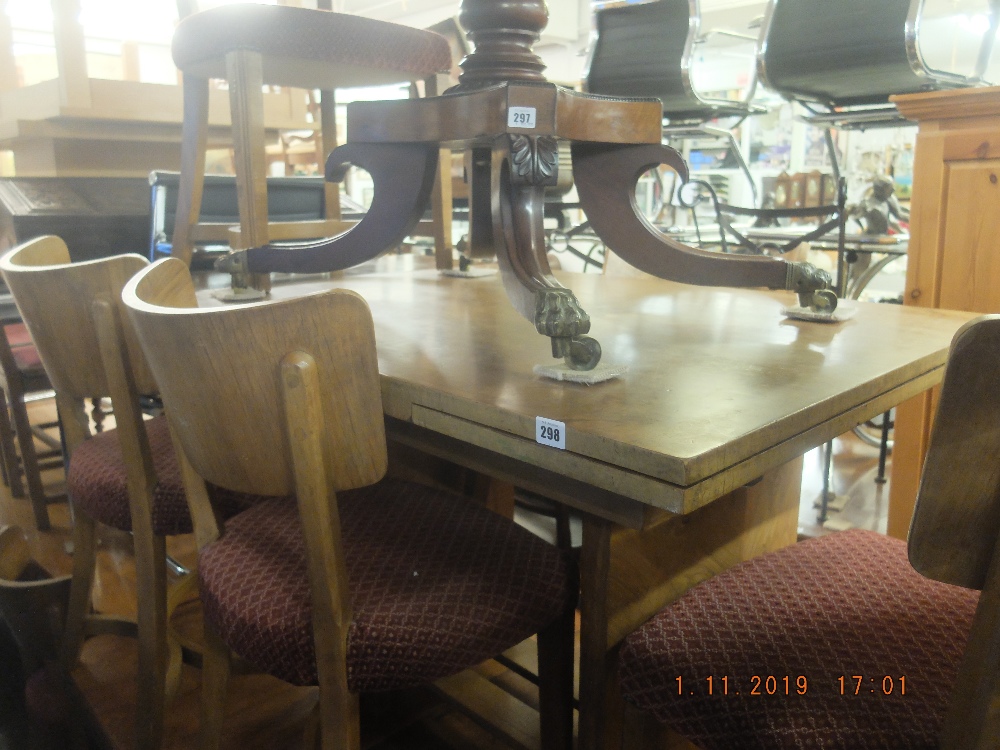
[0,177,151,263]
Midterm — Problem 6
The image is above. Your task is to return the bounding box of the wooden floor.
[0,397,888,750]
[798,427,891,538]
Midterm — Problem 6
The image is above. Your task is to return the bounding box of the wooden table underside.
[198,259,973,748]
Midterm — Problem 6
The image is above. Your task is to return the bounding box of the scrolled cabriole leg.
[573,141,837,313]
[486,135,603,370]
[220,142,440,277]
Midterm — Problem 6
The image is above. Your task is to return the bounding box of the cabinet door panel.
[939,159,1000,312]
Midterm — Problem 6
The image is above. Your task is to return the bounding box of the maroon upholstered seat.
[5,323,47,373]
[67,415,255,536]
[172,4,451,90]
[4,322,31,348]
[8,343,42,372]
[123,262,576,748]
[199,476,573,692]
[619,528,979,750]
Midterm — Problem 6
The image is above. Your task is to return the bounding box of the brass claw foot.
[788,261,838,313]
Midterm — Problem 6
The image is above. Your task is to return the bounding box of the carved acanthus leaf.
[508,135,560,187]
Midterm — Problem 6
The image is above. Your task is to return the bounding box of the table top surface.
[198,256,973,518]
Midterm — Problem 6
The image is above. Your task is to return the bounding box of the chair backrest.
[756,0,974,107]
[585,0,757,123]
[906,314,1000,747]
[0,236,154,401]
[585,0,695,114]
[909,314,1000,589]
[122,258,387,498]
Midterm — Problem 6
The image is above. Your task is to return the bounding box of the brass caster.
[809,289,839,314]
[565,335,602,371]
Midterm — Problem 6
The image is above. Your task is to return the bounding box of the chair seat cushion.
[10,344,42,373]
[4,324,43,372]
[172,4,452,90]
[4,323,31,348]
[198,477,573,692]
[67,415,256,536]
[619,528,980,750]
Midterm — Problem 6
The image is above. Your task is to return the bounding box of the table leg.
[577,457,803,750]
[579,515,616,750]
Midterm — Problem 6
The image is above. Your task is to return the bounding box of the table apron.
[384,415,650,528]
[401,365,942,518]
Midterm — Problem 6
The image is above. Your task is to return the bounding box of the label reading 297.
[536,416,566,449]
[508,106,537,129]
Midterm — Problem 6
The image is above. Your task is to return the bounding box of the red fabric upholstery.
[67,415,256,536]
[619,529,979,750]
[9,344,42,373]
[172,4,451,88]
[4,323,32,348]
[198,477,573,692]
[4,324,43,372]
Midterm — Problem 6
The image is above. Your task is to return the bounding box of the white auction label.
[508,106,537,129]
[536,416,566,449]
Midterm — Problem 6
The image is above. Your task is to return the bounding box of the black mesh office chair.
[585,0,763,124]
[757,0,999,129]
[585,0,766,205]
[754,0,998,520]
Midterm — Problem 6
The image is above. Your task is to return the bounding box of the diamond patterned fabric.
[619,528,979,750]
[198,477,573,692]
[67,415,256,535]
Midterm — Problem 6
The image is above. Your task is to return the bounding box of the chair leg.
[134,531,168,750]
[317,88,340,224]
[8,375,50,530]
[199,624,232,750]
[164,570,199,701]
[317,681,360,750]
[60,508,97,668]
[430,146,454,270]
[537,598,576,750]
[172,74,210,267]
[0,386,23,497]
[621,698,699,750]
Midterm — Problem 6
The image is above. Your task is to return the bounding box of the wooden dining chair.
[0,320,64,530]
[617,314,1000,749]
[122,257,576,750]
[0,236,261,750]
[169,3,452,288]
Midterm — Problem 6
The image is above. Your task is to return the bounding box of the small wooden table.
[200,256,974,748]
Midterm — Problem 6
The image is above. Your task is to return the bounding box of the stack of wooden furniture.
[0,0,314,178]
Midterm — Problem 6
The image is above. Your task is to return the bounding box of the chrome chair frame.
[756,0,1000,129]
[583,0,766,204]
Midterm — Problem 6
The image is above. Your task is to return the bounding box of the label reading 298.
[536,416,566,449]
